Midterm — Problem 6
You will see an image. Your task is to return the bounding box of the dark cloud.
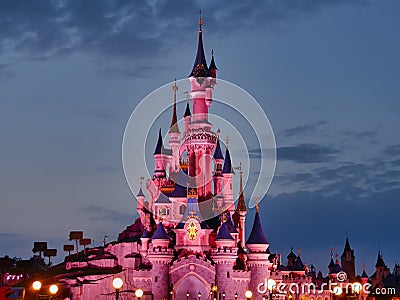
[277,143,339,163]
[383,144,400,157]
[0,0,368,60]
[282,121,327,137]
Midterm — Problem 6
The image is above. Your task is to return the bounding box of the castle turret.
[148,221,173,299]
[168,80,181,173]
[222,138,234,213]
[211,222,237,299]
[154,129,166,178]
[340,237,355,279]
[213,134,224,208]
[183,92,192,133]
[209,49,218,78]
[234,164,247,245]
[246,204,270,300]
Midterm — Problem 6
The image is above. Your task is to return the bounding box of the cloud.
[0,0,368,60]
[383,144,400,157]
[282,121,327,137]
[277,143,339,163]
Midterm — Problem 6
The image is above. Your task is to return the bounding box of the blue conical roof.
[209,52,217,70]
[213,139,224,160]
[215,222,234,240]
[246,211,269,244]
[137,187,145,197]
[154,129,163,155]
[189,30,211,78]
[361,270,369,278]
[141,229,149,238]
[222,148,234,174]
[152,222,169,240]
[184,101,191,117]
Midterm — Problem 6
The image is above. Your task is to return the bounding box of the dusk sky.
[1,0,399,276]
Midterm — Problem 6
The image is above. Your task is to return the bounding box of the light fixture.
[352,282,362,294]
[112,278,123,300]
[245,290,253,299]
[135,288,144,299]
[333,286,343,296]
[235,292,238,299]
[49,284,58,295]
[198,291,202,299]
[32,281,41,291]
[267,279,276,291]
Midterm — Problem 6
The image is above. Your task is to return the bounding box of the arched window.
[179,205,186,215]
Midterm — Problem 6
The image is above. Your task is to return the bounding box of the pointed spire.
[222,136,234,174]
[341,237,354,259]
[213,130,224,160]
[169,80,180,134]
[246,207,268,245]
[215,222,234,240]
[137,176,145,197]
[209,49,218,70]
[376,250,386,267]
[184,91,191,117]
[154,128,163,155]
[152,221,169,240]
[236,163,246,212]
[361,265,369,278]
[189,12,211,78]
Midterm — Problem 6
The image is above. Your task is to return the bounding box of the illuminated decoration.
[187,221,198,241]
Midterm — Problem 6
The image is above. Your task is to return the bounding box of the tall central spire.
[169,79,180,133]
[189,11,211,78]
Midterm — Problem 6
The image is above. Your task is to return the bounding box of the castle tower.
[373,251,390,283]
[340,237,355,279]
[209,49,218,78]
[213,134,224,208]
[222,138,234,213]
[211,222,237,299]
[186,12,217,202]
[168,80,181,173]
[153,129,166,179]
[183,92,192,134]
[136,177,146,225]
[147,221,173,300]
[235,164,247,245]
[246,204,270,300]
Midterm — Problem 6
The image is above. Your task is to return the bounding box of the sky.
[0,0,400,275]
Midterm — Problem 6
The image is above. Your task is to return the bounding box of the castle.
[11,16,400,300]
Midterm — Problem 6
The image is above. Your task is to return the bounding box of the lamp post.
[234,292,238,299]
[135,288,144,300]
[49,284,58,299]
[32,281,41,300]
[198,291,201,300]
[245,290,253,299]
[170,290,174,300]
[267,278,277,300]
[222,291,226,299]
[112,277,123,300]
[186,291,190,300]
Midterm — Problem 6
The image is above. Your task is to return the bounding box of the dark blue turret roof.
[222,148,234,174]
[294,256,304,270]
[246,211,269,245]
[184,101,191,117]
[215,222,234,240]
[152,222,169,240]
[154,129,163,155]
[213,139,224,160]
[137,187,145,197]
[189,30,211,78]
[376,251,386,267]
[154,193,171,204]
[361,270,369,278]
[141,229,149,238]
[209,51,217,70]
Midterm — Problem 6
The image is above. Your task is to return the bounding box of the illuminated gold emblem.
[187,221,198,241]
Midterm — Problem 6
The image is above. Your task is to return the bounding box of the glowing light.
[135,288,144,298]
[112,277,123,290]
[49,284,58,294]
[245,290,253,298]
[32,281,42,291]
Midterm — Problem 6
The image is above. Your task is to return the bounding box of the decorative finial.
[172,79,178,104]
[362,264,366,272]
[217,128,220,138]
[186,182,189,194]
[184,91,190,103]
[330,248,335,258]
[255,197,259,212]
[226,135,230,149]
[140,176,144,187]
[212,49,214,57]
[234,163,243,193]
[298,248,301,257]
[198,10,203,32]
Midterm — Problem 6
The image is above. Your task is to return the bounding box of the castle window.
[179,205,186,215]
[227,271,230,278]
[155,276,158,283]
[158,207,170,216]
